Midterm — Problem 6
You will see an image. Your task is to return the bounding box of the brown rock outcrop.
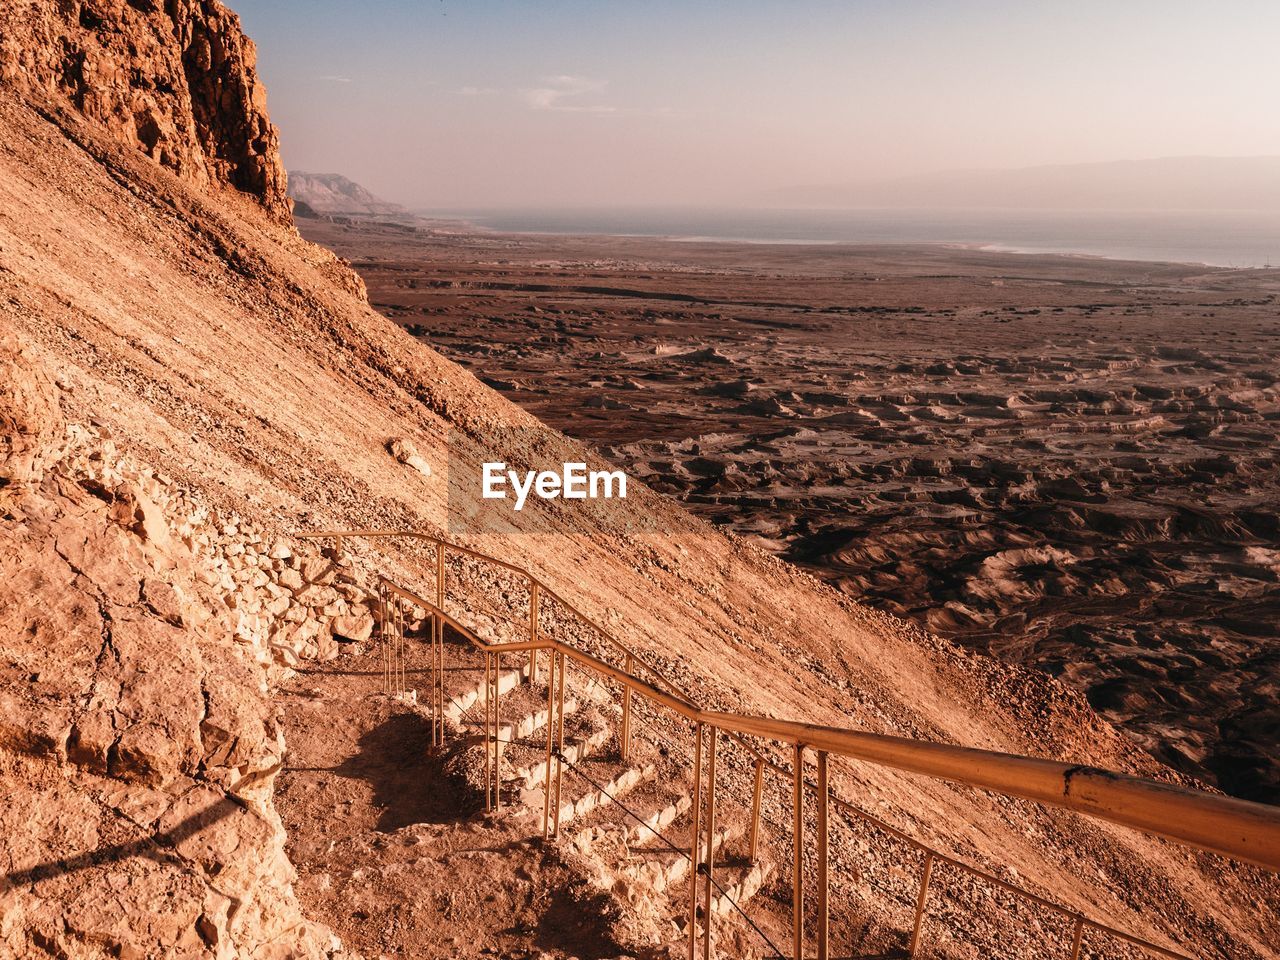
[0,337,64,497]
[0,345,339,956]
[0,0,289,219]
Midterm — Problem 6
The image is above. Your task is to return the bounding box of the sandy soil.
[299,216,1280,805]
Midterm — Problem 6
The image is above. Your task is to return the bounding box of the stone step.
[711,861,775,916]
[618,823,741,896]
[628,795,692,845]
[557,764,656,828]
[574,792,693,852]
[461,698,580,754]
[443,666,525,725]
[513,727,611,791]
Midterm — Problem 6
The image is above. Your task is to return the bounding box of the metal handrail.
[301,529,1280,959]
[302,530,819,769]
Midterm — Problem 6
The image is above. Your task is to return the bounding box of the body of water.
[421,207,1280,268]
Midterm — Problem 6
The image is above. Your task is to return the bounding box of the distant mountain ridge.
[775,156,1280,211]
[288,171,404,216]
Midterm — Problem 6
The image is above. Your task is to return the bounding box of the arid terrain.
[1,2,1278,958]
[300,217,1280,804]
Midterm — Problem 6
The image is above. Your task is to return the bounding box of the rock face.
[0,0,289,219]
[0,345,352,957]
[0,337,64,495]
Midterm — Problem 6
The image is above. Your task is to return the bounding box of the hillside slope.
[0,17,1276,960]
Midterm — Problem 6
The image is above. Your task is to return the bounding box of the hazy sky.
[234,0,1280,209]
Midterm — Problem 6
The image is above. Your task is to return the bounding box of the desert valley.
[299,214,1280,805]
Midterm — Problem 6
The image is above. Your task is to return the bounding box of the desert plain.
[301,216,1280,804]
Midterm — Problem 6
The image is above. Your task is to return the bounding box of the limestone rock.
[315,630,339,662]
[110,482,175,555]
[387,437,433,478]
[330,612,374,644]
[0,435,336,957]
[302,556,337,585]
[142,577,186,627]
[0,336,64,495]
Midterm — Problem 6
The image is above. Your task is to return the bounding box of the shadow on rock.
[3,796,239,887]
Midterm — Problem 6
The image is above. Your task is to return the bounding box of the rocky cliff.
[0,340,359,958]
[0,0,289,219]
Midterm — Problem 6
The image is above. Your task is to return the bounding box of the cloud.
[520,75,617,114]
[459,86,498,96]
[319,75,353,83]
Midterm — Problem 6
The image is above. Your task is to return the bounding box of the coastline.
[399,206,1280,269]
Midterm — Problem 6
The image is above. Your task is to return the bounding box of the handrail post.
[396,601,405,695]
[908,852,935,957]
[688,721,704,960]
[749,757,764,864]
[1069,916,1084,960]
[793,742,805,960]
[552,651,567,838]
[701,726,719,960]
[394,600,403,695]
[436,610,446,746]
[378,583,387,694]
[483,653,493,812]
[435,541,445,609]
[621,653,634,761]
[542,648,557,838]
[493,651,502,810]
[817,750,830,960]
[529,580,540,684]
[430,612,440,747]
[386,596,395,696]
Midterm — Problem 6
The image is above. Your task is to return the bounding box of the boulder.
[301,556,336,585]
[387,436,433,478]
[331,612,374,644]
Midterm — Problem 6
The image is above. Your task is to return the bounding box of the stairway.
[431,643,779,954]
[341,550,1276,960]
